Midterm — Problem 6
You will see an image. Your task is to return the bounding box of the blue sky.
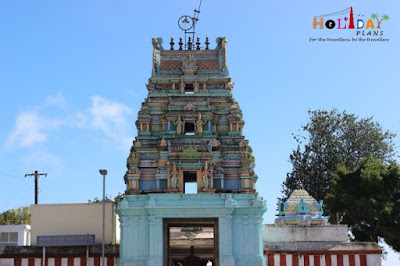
[1,0,399,263]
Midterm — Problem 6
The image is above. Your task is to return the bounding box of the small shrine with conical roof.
[275,187,328,226]
[116,8,266,265]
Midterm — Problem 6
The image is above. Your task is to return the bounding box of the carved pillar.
[196,169,202,191]
[212,116,218,133]
[241,178,253,190]
[209,165,214,189]
[178,170,184,191]
[148,216,163,266]
[126,174,140,194]
[232,203,265,266]
[219,214,235,265]
[139,122,150,132]
[119,216,129,258]
[128,217,143,256]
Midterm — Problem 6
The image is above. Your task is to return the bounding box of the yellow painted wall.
[31,203,120,245]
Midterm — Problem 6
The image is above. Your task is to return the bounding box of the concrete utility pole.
[99,169,107,266]
[25,170,47,204]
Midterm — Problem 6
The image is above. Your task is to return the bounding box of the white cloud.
[5,112,64,148]
[86,95,134,148]
[45,93,67,108]
[5,94,134,150]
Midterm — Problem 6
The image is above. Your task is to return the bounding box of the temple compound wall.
[263,225,381,266]
[263,189,382,266]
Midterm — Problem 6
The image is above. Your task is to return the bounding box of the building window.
[183,172,197,194]
[185,84,194,94]
[184,122,195,135]
[0,232,18,246]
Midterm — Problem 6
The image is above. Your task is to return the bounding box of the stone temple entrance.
[116,193,265,266]
[164,218,218,266]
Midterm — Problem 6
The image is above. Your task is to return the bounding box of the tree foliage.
[325,157,400,251]
[0,206,31,225]
[88,194,123,203]
[282,109,396,201]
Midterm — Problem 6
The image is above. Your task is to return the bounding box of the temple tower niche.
[116,37,266,266]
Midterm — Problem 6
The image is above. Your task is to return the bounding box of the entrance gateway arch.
[116,36,266,266]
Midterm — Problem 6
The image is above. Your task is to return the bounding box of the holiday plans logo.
[310,6,390,42]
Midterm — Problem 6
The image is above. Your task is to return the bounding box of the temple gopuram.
[115,36,266,266]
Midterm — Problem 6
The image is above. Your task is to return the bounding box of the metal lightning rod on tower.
[177,0,203,49]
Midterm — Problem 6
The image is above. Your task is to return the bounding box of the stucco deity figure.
[193,80,200,93]
[179,79,186,94]
[134,140,141,147]
[207,98,211,109]
[212,138,220,148]
[129,151,136,159]
[195,113,206,135]
[160,137,167,147]
[202,171,209,189]
[174,114,183,135]
[182,54,197,75]
[239,140,246,148]
[169,163,179,189]
[202,162,210,189]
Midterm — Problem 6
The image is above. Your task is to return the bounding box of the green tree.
[282,109,396,201]
[325,157,400,251]
[0,206,31,225]
[88,194,123,203]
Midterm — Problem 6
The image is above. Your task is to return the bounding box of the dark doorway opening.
[185,84,194,94]
[185,122,195,135]
[184,172,197,194]
[164,218,219,266]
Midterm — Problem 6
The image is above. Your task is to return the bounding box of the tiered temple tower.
[124,37,257,194]
[116,37,266,266]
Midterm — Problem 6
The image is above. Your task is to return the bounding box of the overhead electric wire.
[0,171,25,179]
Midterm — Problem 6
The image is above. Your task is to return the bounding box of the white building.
[0,225,31,248]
